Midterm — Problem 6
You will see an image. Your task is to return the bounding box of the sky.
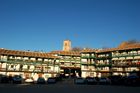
[0,0,140,52]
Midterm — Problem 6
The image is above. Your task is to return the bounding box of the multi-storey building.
[95,49,112,77]
[81,43,140,77]
[0,41,140,79]
[81,49,96,77]
[0,48,59,80]
[50,51,81,77]
[111,44,140,76]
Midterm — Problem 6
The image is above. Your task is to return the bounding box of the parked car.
[109,75,122,85]
[85,77,97,85]
[74,77,85,84]
[125,75,140,86]
[37,77,46,84]
[99,77,111,85]
[24,77,34,84]
[55,76,62,82]
[47,77,56,84]
[0,75,10,83]
[12,75,23,84]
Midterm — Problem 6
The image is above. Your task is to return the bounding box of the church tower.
[63,40,71,51]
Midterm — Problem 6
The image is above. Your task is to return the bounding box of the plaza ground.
[0,79,140,93]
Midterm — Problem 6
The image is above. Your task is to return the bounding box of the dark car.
[85,77,97,85]
[0,75,10,83]
[98,77,111,85]
[74,77,86,84]
[12,75,23,84]
[47,77,56,84]
[55,76,62,82]
[37,77,46,84]
[125,75,140,86]
[109,75,122,85]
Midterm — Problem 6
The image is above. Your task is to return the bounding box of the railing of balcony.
[81,56,96,59]
[112,53,140,57]
[96,64,112,67]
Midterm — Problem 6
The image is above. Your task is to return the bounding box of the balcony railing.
[81,56,95,59]
[112,53,140,58]
[0,59,60,66]
[81,62,96,65]
[95,64,111,67]
[112,63,140,67]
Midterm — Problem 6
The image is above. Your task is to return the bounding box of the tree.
[127,39,139,44]
[118,39,140,48]
[71,47,83,51]
[102,46,110,49]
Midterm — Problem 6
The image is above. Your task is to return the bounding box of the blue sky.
[0,0,140,52]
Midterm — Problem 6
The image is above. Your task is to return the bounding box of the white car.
[24,77,34,84]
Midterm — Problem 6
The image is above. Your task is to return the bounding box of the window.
[91,54,94,56]
[84,66,88,69]
[81,54,85,57]
[86,54,90,57]
[44,59,48,61]
[11,65,14,68]
[81,59,87,62]
[38,58,42,61]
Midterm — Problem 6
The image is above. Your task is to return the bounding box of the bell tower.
[63,40,71,51]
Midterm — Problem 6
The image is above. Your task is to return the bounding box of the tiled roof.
[1,43,140,57]
[117,43,140,50]
[0,48,58,59]
[81,49,96,53]
[96,48,117,53]
[81,43,140,53]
